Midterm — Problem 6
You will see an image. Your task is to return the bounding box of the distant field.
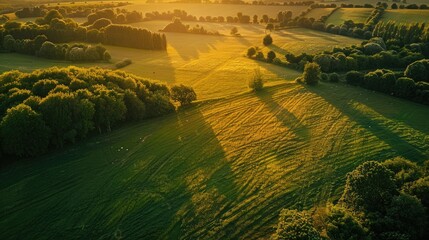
[305,8,335,20]
[0,22,361,100]
[264,27,362,57]
[1,82,428,239]
[381,10,429,24]
[119,2,309,19]
[326,8,373,25]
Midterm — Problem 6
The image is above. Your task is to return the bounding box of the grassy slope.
[326,8,373,25]
[1,82,428,239]
[0,23,361,100]
[304,8,335,20]
[381,10,429,24]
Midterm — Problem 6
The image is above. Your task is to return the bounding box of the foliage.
[272,209,322,240]
[303,62,321,85]
[0,104,50,157]
[329,73,340,83]
[382,157,422,187]
[263,34,273,46]
[363,43,384,55]
[395,77,416,99]
[267,51,276,63]
[326,206,368,240]
[247,47,256,58]
[115,58,132,69]
[248,68,264,91]
[0,67,188,158]
[340,161,398,213]
[405,59,429,83]
[103,24,167,50]
[170,84,197,106]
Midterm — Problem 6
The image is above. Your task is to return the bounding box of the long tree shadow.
[256,88,310,140]
[273,30,304,41]
[167,32,226,61]
[304,83,428,161]
[268,44,290,56]
[351,89,429,134]
[0,106,239,239]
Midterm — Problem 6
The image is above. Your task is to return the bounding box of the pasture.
[1,81,428,239]
[381,10,429,24]
[0,22,361,100]
[325,8,373,25]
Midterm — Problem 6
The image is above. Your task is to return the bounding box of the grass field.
[304,8,335,20]
[325,8,373,25]
[381,10,429,24]
[0,22,361,100]
[1,82,428,239]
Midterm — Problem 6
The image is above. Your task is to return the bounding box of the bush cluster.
[344,60,429,105]
[0,67,196,158]
[272,158,429,240]
[3,34,111,62]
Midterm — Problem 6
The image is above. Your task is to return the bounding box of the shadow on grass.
[303,83,427,161]
[268,44,289,56]
[256,89,309,140]
[167,33,226,61]
[0,105,239,239]
[274,30,304,41]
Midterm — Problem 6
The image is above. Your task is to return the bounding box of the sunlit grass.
[381,10,429,24]
[326,8,373,25]
[1,82,428,239]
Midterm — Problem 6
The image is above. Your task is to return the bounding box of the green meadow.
[1,81,428,239]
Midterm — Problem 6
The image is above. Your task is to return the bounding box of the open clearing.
[1,82,428,239]
[381,10,429,24]
[326,8,373,25]
[0,23,361,100]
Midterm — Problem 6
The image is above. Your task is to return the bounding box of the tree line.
[14,2,130,19]
[248,36,428,73]
[272,158,429,240]
[0,67,196,159]
[344,60,429,105]
[3,34,111,62]
[0,9,167,51]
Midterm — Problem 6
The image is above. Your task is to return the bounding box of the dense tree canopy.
[0,67,194,159]
[0,104,50,157]
[272,209,322,240]
[340,161,398,213]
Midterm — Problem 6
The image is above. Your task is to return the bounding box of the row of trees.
[272,158,429,239]
[343,60,429,105]
[15,2,130,19]
[250,36,428,74]
[373,21,429,45]
[84,9,143,26]
[0,67,196,159]
[103,24,167,50]
[3,34,111,62]
[0,10,167,51]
